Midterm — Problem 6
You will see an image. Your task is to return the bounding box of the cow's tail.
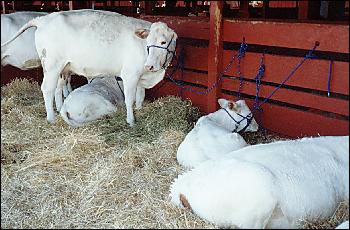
[1,18,39,48]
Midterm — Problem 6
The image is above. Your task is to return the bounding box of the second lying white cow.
[2,9,177,127]
[60,76,125,127]
[170,135,349,229]
[176,98,259,169]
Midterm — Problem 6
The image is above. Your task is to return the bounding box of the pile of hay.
[1,78,348,229]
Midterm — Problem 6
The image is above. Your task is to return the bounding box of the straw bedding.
[1,78,348,229]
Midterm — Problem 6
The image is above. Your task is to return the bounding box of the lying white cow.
[177,98,259,169]
[1,11,72,105]
[60,76,125,127]
[170,135,349,229]
[336,221,349,229]
[2,9,177,126]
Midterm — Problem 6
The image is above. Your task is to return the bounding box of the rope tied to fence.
[237,37,248,98]
[253,52,265,110]
[253,41,319,111]
[221,42,320,133]
[327,59,333,97]
[161,39,243,95]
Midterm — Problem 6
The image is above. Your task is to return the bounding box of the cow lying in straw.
[2,9,177,127]
[60,76,126,127]
[176,98,259,169]
[170,135,349,229]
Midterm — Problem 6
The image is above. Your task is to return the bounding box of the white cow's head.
[135,22,177,72]
[218,98,259,132]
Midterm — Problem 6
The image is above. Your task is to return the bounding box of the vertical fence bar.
[68,1,73,10]
[298,0,309,19]
[2,1,6,14]
[207,1,224,113]
[144,1,153,15]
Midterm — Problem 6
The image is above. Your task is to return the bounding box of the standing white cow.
[1,9,177,126]
[1,11,73,103]
[170,136,349,229]
[177,98,259,169]
[60,76,125,127]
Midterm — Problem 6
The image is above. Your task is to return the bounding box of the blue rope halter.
[222,108,254,133]
[146,34,176,69]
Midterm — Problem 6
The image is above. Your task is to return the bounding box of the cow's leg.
[42,72,60,123]
[121,70,140,126]
[62,75,69,98]
[67,75,73,93]
[55,75,66,112]
[135,86,145,110]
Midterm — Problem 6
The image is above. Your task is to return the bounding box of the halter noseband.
[146,34,176,69]
[222,108,253,133]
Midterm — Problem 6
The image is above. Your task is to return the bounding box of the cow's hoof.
[135,105,142,110]
[47,117,55,124]
[127,119,135,127]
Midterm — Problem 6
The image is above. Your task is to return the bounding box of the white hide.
[177,98,259,169]
[336,220,349,229]
[1,9,177,126]
[170,136,349,229]
[1,11,47,69]
[60,76,125,127]
[1,12,72,110]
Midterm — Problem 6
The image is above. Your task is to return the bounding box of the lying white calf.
[336,220,349,229]
[60,76,125,127]
[176,98,259,169]
[170,136,349,229]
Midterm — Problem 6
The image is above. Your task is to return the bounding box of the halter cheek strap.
[222,108,253,133]
[146,34,176,69]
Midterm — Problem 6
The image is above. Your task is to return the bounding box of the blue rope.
[253,53,265,110]
[164,41,238,95]
[327,60,333,97]
[237,38,248,98]
[252,42,319,111]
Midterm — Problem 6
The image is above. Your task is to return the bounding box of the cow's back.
[225,136,349,222]
[34,10,152,78]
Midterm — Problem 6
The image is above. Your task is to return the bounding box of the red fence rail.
[140,14,349,138]
[1,7,348,138]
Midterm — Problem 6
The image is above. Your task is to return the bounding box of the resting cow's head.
[218,98,259,132]
[135,22,177,72]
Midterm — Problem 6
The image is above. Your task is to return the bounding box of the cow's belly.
[68,61,121,79]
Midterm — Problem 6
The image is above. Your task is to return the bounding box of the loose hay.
[1,78,348,229]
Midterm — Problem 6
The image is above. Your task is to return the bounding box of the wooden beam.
[298,0,308,20]
[207,1,224,113]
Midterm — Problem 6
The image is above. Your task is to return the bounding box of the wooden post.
[239,0,249,18]
[2,1,6,14]
[207,1,224,113]
[144,1,153,15]
[298,0,308,20]
[68,1,73,10]
[262,0,269,18]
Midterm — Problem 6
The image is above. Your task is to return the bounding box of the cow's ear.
[135,28,150,39]
[218,98,239,111]
[228,101,239,112]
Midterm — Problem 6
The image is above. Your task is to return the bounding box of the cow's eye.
[161,41,166,45]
